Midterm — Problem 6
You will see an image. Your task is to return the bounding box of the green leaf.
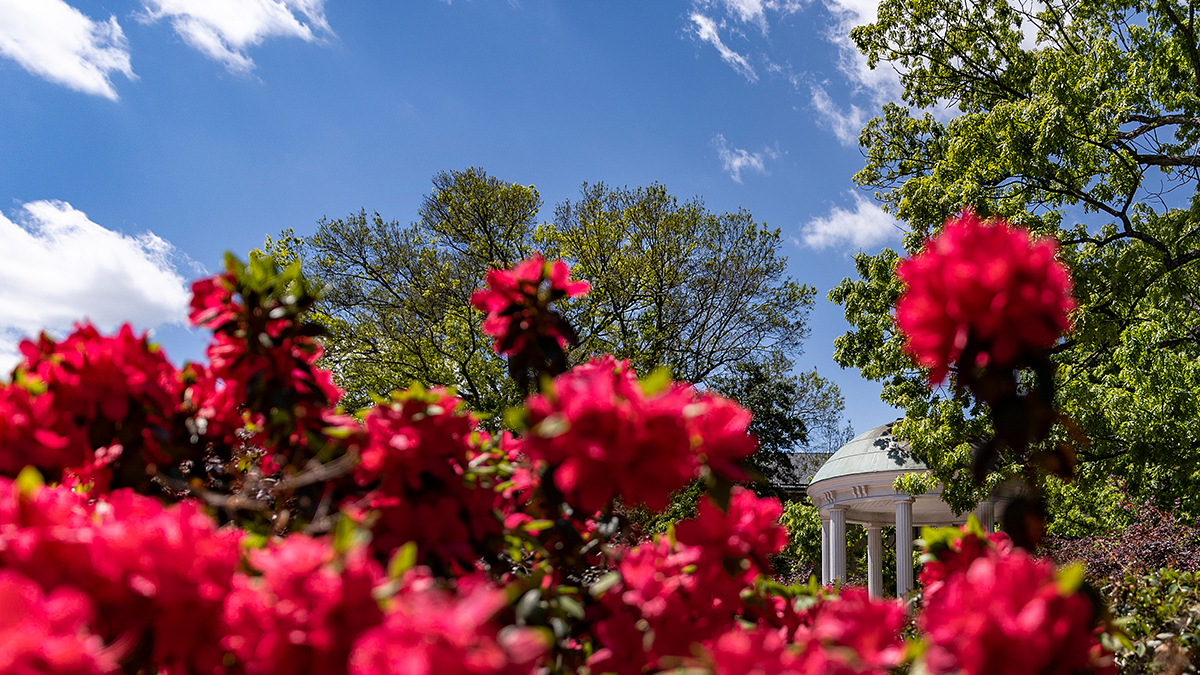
[589,571,622,597]
[515,589,543,625]
[386,541,419,579]
[963,514,985,538]
[639,366,673,396]
[241,532,269,550]
[15,466,44,497]
[1056,563,1086,595]
[919,525,963,555]
[533,413,569,438]
[503,406,529,431]
[333,513,372,554]
[556,595,585,619]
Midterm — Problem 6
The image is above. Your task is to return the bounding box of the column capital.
[865,523,883,531]
[892,495,915,504]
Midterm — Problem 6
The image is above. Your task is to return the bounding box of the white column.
[973,500,996,533]
[866,524,884,598]
[894,497,914,598]
[820,515,831,585]
[830,507,847,583]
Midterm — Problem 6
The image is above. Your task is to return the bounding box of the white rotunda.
[806,421,1012,598]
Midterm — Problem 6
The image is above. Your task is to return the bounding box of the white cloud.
[820,0,901,103]
[0,0,134,100]
[810,84,868,146]
[713,134,779,183]
[687,0,897,143]
[139,0,331,73]
[764,58,803,89]
[689,13,758,82]
[693,0,806,34]
[801,191,903,249]
[0,200,191,373]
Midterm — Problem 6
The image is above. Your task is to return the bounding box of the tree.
[268,167,538,414]
[540,182,814,386]
[274,168,843,463]
[708,352,851,485]
[831,0,1200,530]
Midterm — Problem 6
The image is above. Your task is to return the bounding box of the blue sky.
[0,0,908,436]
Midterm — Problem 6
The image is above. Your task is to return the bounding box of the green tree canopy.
[270,168,843,467]
[833,0,1200,532]
[540,182,815,385]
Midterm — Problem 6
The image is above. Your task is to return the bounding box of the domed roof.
[809,421,927,485]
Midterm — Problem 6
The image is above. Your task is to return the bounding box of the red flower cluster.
[590,490,793,673]
[675,488,788,588]
[0,476,546,675]
[0,478,243,674]
[222,535,384,675]
[470,253,589,358]
[357,388,476,490]
[524,357,757,513]
[919,526,1013,595]
[188,272,240,329]
[915,523,1114,675]
[349,570,547,675]
[0,570,118,675]
[792,587,907,673]
[705,626,798,675]
[920,550,1111,675]
[704,589,906,675]
[588,536,706,672]
[1,323,181,484]
[687,392,757,482]
[352,387,507,567]
[0,384,72,477]
[187,264,344,467]
[894,211,1075,384]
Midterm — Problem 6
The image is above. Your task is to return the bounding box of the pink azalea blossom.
[0,479,242,675]
[524,356,699,513]
[354,388,504,566]
[895,210,1075,384]
[222,535,384,675]
[3,323,181,484]
[0,571,118,675]
[470,254,589,357]
[920,549,1103,675]
[349,571,545,675]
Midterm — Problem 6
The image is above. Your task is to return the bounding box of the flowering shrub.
[522,356,753,513]
[895,210,1075,386]
[0,250,1119,674]
[915,520,1116,675]
[1040,491,1200,673]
